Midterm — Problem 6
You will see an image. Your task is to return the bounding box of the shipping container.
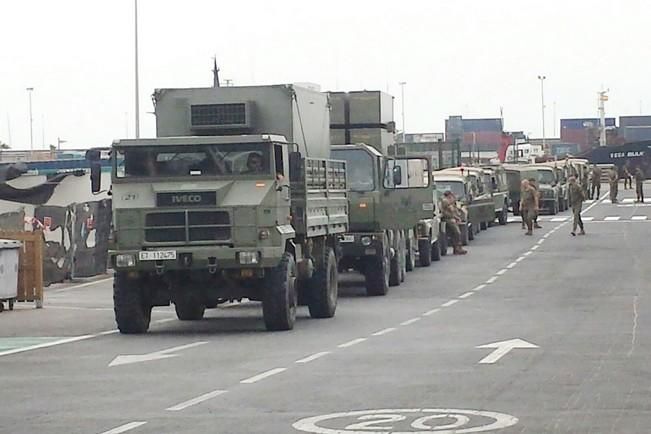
[560,118,616,130]
[622,126,651,142]
[349,127,395,154]
[328,92,348,126]
[619,115,651,128]
[347,91,394,126]
[330,128,347,146]
[461,118,503,133]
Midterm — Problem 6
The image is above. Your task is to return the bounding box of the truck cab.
[528,165,560,214]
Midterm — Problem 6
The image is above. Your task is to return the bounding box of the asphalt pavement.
[1,185,650,434]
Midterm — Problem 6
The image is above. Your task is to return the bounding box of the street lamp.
[134,0,140,138]
[26,87,34,151]
[399,82,407,145]
[537,75,546,152]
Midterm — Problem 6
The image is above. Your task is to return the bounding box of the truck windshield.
[536,170,556,185]
[115,143,272,178]
[434,180,466,200]
[331,149,375,192]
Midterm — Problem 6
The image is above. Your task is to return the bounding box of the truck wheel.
[366,250,390,296]
[552,202,559,215]
[468,224,475,241]
[405,233,416,272]
[389,241,403,287]
[480,221,488,230]
[174,296,205,321]
[513,201,520,216]
[113,272,151,334]
[440,230,448,256]
[431,238,442,262]
[460,224,469,246]
[263,252,297,331]
[418,237,432,267]
[498,205,508,225]
[307,247,338,319]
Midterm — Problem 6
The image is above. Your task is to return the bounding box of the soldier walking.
[440,191,467,255]
[528,178,542,229]
[608,166,619,203]
[634,166,645,203]
[519,179,538,236]
[623,164,632,190]
[568,176,586,236]
[590,164,602,200]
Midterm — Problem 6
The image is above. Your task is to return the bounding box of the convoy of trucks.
[85,81,591,334]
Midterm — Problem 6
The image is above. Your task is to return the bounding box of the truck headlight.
[115,254,136,268]
[238,251,259,265]
[361,236,372,246]
[258,229,270,240]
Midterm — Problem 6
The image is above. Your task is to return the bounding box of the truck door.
[381,158,433,227]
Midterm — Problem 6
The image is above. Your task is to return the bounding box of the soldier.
[608,166,619,203]
[581,168,589,198]
[623,164,632,190]
[634,166,645,203]
[440,191,467,255]
[590,164,602,200]
[528,177,542,229]
[519,179,538,236]
[568,176,586,236]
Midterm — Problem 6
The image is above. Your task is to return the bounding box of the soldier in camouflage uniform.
[440,191,467,255]
[528,178,542,229]
[635,166,645,203]
[608,167,619,203]
[519,179,538,236]
[568,176,586,236]
[590,164,602,200]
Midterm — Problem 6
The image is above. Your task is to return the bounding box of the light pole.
[537,75,546,153]
[26,87,34,151]
[399,81,407,144]
[134,0,141,138]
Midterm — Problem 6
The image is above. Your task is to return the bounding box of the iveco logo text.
[171,195,202,204]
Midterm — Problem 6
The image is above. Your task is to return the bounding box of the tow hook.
[208,257,218,275]
[155,260,165,275]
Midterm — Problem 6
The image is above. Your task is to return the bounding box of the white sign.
[476,338,539,364]
[139,250,177,261]
[293,408,518,433]
[109,341,207,367]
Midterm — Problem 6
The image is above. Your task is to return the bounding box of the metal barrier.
[0,230,44,308]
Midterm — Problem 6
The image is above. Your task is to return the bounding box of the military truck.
[504,164,539,215]
[331,144,433,295]
[432,172,485,245]
[87,84,348,333]
[538,162,568,211]
[480,165,510,225]
[439,167,495,231]
[528,165,560,214]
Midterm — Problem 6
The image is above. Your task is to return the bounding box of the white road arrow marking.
[476,338,539,364]
[109,341,208,367]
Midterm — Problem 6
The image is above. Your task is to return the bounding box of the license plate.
[138,250,177,261]
[341,235,355,243]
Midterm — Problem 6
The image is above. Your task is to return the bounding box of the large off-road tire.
[460,224,470,246]
[405,233,416,272]
[113,272,152,334]
[468,224,475,241]
[174,296,205,321]
[263,252,297,331]
[440,228,448,256]
[418,237,432,267]
[480,221,488,230]
[389,235,403,287]
[431,238,442,262]
[498,205,508,225]
[307,247,338,319]
[365,250,390,296]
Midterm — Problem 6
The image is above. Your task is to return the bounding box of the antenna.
[212,56,220,88]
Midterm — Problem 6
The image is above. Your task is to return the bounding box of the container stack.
[328,91,396,155]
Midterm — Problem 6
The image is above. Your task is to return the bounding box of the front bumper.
[111,245,285,272]
[339,232,385,258]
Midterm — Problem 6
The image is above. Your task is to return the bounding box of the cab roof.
[113,134,289,147]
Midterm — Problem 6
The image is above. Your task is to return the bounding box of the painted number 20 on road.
[293,408,518,434]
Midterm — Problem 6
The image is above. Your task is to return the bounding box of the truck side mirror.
[392,165,402,185]
[86,149,102,194]
[288,151,302,182]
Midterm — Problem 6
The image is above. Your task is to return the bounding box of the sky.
[1,0,650,150]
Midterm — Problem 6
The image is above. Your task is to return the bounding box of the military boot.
[453,246,467,255]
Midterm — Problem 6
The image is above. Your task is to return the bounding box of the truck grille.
[144,211,231,243]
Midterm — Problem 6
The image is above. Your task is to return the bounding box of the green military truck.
[538,162,568,211]
[480,165,510,225]
[528,165,560,214]
[439,167,495,232]
[332,144,433,295]
[504,164,538,215]
[87,84,349,333]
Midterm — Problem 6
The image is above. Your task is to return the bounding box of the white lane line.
[441,299,459,307]
[531,245,539,250]
[372,327,397,336]
[622,198,636,204]
[51,277,113,293]
[459,292,474,299]
[582,216,595,221]
[295,352,331,364]
[496,269,508,275]
[551,217,568,222]
[543,233,550,238]
[537,239,545,245]
[240,368,287,384]
[523,251,532,256]
[166,390,227,411]
[604,216,621,221]
[400,318,421,326]
[422,308,441,317]
[485,276,498,284]
[515,256,526,263]
[506,262,517,269]
[338,338,367,348]
[99,421,147,434]
[632,215,648,220]
[472,284,487,292]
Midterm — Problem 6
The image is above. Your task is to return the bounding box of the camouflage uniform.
[635,167,645,203]
[568,181,585,235]
[520,187,537,235]
[623,165,632,190]
[440,196,466,255]
[608,168,618,203]
[590,166,602,200]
